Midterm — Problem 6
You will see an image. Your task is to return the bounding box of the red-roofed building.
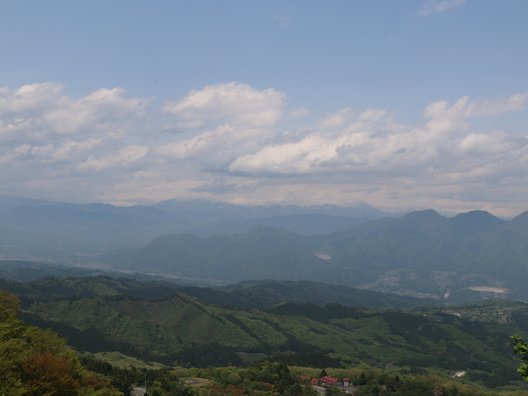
[343,378,350,387]
[320,376,338,385]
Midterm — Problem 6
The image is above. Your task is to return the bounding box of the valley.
[2,199,528,394]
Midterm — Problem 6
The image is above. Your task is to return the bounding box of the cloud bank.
[0,82,527,215]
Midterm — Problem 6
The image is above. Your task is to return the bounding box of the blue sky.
[1,0,527,215]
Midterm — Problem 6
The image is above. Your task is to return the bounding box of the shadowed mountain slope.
[106,209,528,302]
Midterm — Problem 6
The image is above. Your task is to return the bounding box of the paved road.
[311,385,356,395]
[131,387,147,396]
[311,385,326,395]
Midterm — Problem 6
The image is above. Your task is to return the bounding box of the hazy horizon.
[3,193,528,220]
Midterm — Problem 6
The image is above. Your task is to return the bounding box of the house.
[307,375,353,389]
[320,376,339,386]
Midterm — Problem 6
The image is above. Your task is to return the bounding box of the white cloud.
[44,87,146,135]
[0,83,152,201]
[156,124,238,159]
[52,138,104,161]
[157,83,285,163]
[228,94,528,196]
[424,94,526,121]
[456,132,526,155]
[417,0,466,16]
[320,108,352,129]
[78,145,149,172]
[163,82,284,128]
[0,84,147,142]
[231,109,415,175]
[1,81,528,215]
[424,94,527,136]
[0,83,62,116]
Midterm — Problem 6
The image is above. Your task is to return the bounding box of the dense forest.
[2,269,528,394]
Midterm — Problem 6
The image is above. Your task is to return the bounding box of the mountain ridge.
[0,196,392,260]
[105,209,528,302]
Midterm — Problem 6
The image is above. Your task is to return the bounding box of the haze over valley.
[3,196,528,304]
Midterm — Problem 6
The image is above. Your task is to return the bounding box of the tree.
[0,289,20,320]
[511,335,528,381]
[0,289,121,395]
[22,351,80,395]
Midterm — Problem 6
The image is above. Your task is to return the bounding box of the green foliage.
[511,335,528,381]
[0,289,121,396]
[185,279,430,310]
[180,361,301,395]
[4,276,528,389]
[179,363,522,396]
[0,288,20,319]
[86,351,166,370]
[80,355,193,396]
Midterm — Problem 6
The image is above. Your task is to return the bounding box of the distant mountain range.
[106,209,528,302]
[0,196,389,260]
[2,196,528,303]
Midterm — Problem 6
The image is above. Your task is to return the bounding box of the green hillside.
[0,272,431,309]
[184,279,434,309]
[0,289,121,395]
[4,276,528,389]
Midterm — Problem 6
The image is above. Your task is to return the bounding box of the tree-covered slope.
[184,279,434,309]
[0,289,121,395]
[0,272,433,312]
[5,276,528,388]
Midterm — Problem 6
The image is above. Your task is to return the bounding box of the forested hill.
[107,209,528,302]
[181,279,434,310]
[2,275,528,389]
[0,289,121,395]
[0,273,431,310]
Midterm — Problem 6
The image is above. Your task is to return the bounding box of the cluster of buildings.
[299,374,353,389]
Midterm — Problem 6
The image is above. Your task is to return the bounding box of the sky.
[0,0,527,215]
